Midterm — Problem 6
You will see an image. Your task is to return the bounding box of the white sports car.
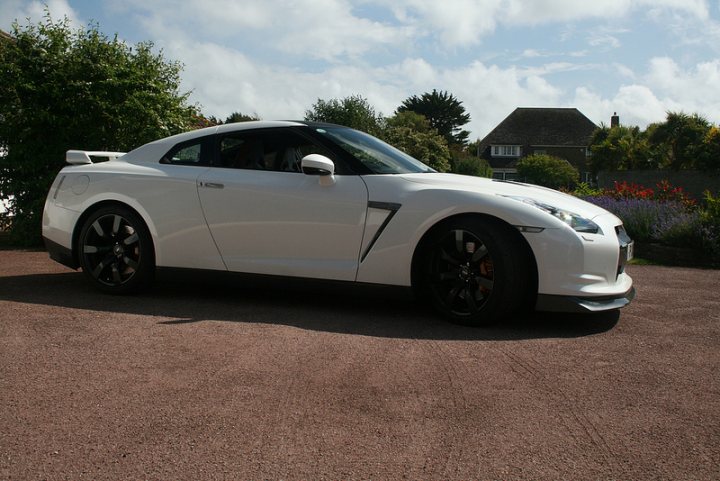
[42,121,634,325]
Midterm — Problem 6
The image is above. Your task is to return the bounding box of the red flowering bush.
[606,181,696,209]
[608,181,654,200]
[579,181,720,266]
[654,180,697,208]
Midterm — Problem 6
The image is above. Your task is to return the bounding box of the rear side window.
[160,137,210,166]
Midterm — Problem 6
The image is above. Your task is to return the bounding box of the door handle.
[199,182,224,189]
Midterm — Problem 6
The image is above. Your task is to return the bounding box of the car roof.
[151,120,299,145]
[144,120,349,148]
[120,120,350,165]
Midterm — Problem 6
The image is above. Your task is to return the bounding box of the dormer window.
[491,145,521,157]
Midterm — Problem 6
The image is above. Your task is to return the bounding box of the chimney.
[611,112,620,128]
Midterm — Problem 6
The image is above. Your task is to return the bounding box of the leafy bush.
[516,154,579,189]
[570,182,604,197]
[701,190,720,224]
[699,191,720,261]
[452,156,492,177]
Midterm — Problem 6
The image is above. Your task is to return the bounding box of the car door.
[196,128,369,281]
[138,135,226,271]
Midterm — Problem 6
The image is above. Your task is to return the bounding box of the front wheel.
[78,205,155,294]
[418,217,530,326]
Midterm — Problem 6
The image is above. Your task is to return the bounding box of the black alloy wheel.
[430,228,495,317]
[421,217,529,326]
[78,206,154,293]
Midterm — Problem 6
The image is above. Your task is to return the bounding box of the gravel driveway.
[1,250,718,480]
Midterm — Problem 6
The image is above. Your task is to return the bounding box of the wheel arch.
[71,200,157,267]
[410,212,539,306]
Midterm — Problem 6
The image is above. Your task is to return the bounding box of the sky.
[2,0,720,140]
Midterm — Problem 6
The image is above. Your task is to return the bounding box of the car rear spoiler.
[66,150,126,165]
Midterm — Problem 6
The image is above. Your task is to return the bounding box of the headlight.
[502,196,603,234]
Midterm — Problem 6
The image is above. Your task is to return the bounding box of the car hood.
[399,173,611,220]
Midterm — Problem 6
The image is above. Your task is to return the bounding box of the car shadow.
[0,271,620,341]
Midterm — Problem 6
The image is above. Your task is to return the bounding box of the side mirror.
[301,154,336,185]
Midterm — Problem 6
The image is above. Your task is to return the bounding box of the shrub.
[452,153,493,177]
[584,197,663,242]
[701,190,720,224]
[651,205,702,247]
[654,180,697,209]
[570,182,604,197]
[582,196,702,245]
[699,191,720,262]
[516,154,579,189]
[581,182,719,265]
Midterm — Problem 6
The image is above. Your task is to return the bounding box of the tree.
[304,95,383,135]
[382,111,452,172]
[517,154,579,189]
[191,113,222,130]
[650,111,711,170]
[225,112,260,123]
[589,124,656,174]
[397,89,471,146]
[0,13,196,244]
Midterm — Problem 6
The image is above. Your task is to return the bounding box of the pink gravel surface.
[1,250,719,480]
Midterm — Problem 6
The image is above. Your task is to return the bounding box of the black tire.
[417,216,530,326]
[77,205,155,294]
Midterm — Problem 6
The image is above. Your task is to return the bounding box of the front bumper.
[535,286,636,313]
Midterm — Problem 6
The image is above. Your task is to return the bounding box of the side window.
[160,138,208,166]
[217,130,333,172]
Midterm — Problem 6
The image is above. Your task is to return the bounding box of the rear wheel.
[419,217,530,326]
[78,205,154,294]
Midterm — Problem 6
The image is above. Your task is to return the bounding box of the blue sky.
[3,0,720,140]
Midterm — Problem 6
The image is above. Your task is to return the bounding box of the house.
[477,107,599,182]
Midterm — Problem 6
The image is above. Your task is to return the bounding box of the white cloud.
[571,56,720,129]
[502,0,633,24]
[3,0,719,140]
[573,85,670,128]
[613,63,636,80]
[382,0,712,48]
[116,0,412,61]
[587,34,622,49]
[161,31,575,137]
[169,40,402,122]
[522,49,545,58]
[0,0,80,28]
[644,57,720,115]
[387,0,505,46]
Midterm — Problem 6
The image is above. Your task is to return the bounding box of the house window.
[492,169,518,181]
[491,145,521,157]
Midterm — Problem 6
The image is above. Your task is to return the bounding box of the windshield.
[315,126,435,174]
